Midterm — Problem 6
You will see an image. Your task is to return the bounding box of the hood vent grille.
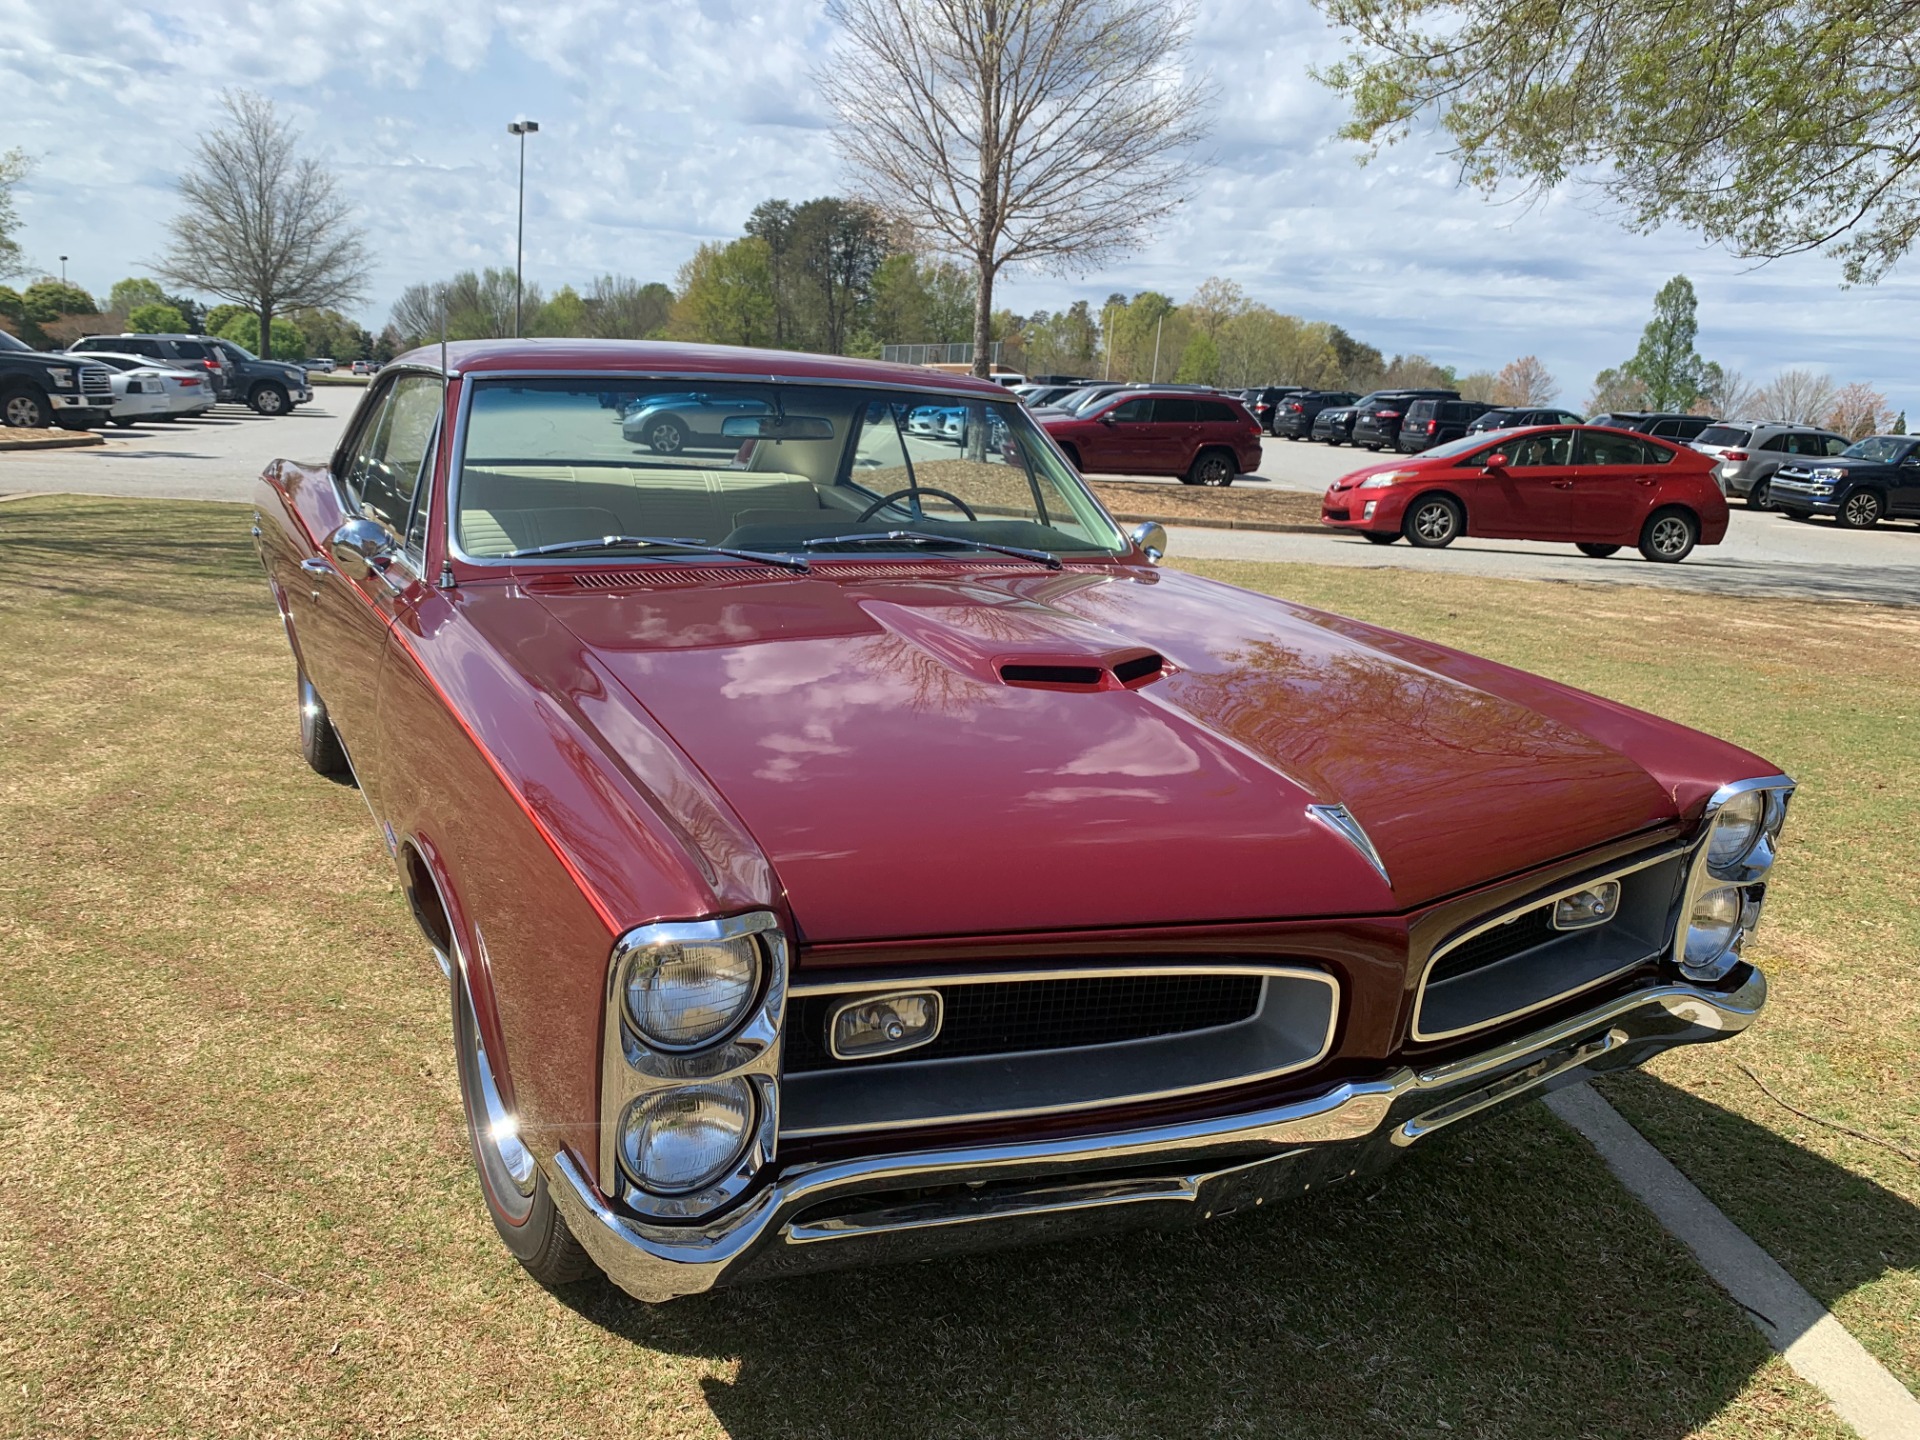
[1000,663,1104,689]
[998,651,1166,692]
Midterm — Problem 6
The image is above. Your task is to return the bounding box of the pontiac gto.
[252,340,1791,1301]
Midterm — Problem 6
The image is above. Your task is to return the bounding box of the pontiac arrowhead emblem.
[1306,803,1390,885]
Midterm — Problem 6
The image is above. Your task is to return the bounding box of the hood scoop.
[858,598,1168,694]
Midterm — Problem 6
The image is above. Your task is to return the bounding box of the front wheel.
[453,971,593,1287]
[1639,508,1698,562]
[250,383,290,416]
[1838,490,1884,529]
[644,417,688,455]
[1747,479,1773,511]
[1577,543,1621,558]
[298,673,355,781]
[2,388,48,428]
[1187,449,1236,487]
[1403,495,1463,548]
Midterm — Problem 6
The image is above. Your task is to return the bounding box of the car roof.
[398,338,1012,399]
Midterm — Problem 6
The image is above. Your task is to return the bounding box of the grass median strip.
[0,496,1892,1438]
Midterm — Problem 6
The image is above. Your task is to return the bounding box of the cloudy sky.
[4,0,1913,407]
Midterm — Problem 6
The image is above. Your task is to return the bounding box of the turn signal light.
[830,990,942,1060]
[1553,881,1620,930]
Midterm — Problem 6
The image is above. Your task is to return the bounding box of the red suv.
[1320,425,1729,562]
[1040,390,1263,486]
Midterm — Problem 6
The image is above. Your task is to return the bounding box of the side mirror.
[329,517,401,584]
[1099,411,1118,426]
[1129,520,1167,563]
[1482,453,1510,472]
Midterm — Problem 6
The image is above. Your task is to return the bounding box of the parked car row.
[66,332,314,417]
[1038,388,1263,485]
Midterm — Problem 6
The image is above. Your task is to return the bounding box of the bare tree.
[157,91,369,359]
[1824,382,1892,441]
[1752,369,1838,425]
[0,148,32,281]
[1698,363,1759,420]
[817,0,1211,377]
[1493,355,1557,406]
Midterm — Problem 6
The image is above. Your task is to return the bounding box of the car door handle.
[300,557,331,575]
[1636,477,1655,486]
[1550,480,1575,489]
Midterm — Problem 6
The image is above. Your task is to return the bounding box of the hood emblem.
[1307,804,1390,886]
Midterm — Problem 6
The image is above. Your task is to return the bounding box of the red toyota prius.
[1321,425,1730,562]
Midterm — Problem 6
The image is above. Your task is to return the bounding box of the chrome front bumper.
[544,969,1766,1303]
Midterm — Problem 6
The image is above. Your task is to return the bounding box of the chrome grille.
[785,972,1265,1073]
[80,366,113,396]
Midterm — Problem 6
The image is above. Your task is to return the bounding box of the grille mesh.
[785,972,1265,1072]
[1426,907,1555,985]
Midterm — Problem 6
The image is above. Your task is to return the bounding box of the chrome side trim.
[599,911,788,1221]
[788,960,1324,997]
[1306,803,1390,885]
[543,968,1767,1302]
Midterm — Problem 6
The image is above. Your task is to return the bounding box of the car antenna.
[438,288,457,591]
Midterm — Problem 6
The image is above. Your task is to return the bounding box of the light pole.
[59,255,67,284]
[507,120,540,336]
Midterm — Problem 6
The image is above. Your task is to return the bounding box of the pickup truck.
[1769,433,1920,528]
[0,329,115,428]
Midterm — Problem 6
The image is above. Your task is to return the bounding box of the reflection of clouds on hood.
[1052,716,1201,778]
[753,725,848,784]
[1024,786,1170,805]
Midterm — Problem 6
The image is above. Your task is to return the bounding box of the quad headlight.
[624,935,762,1050]
[1677,779,1792,982]
[601,913,787,1220]
[619,1079,756,1194]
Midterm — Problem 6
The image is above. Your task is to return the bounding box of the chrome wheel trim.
[1199,454,1233,486]
[4,393,41,427]
[1844,493,1879,525]
[649,422,683,453]
[297,674,324,752]
[457,978,539,1222]
[1650,516,1691,555]
[256,386,285,414]
[1414,502,1455,541]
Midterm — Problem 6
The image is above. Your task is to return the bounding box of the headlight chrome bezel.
[1676,776,1793,982]
[600,911,787,1220]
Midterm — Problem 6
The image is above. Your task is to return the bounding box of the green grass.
[0,496,1904,1437]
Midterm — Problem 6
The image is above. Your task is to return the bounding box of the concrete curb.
[1547,1083,1920,1439]
[0,432,105,453]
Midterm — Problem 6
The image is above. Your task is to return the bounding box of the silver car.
[1691,421,1849,509]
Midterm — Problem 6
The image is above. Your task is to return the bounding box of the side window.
[1151,397,1198,423]
[1106,397,1151,422]
[851,400,915,495]
[1576,431,1651,466]
[1762,433,1792,452]
[346,374,441,539]
[173,343,209,360]
[1824,436,1850,456]
[1504,430,1573,467]
[1196,400,1238,423]
[120,338,160,358]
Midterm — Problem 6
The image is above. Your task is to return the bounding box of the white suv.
[1691,422,1849,509]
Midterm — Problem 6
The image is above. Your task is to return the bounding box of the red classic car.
[1320,424,1730,561]
[253,341,1791,1302]
[1039,388,1264,485]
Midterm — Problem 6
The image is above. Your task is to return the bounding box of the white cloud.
[4,0,1914,406]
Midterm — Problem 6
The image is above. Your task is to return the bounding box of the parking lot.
[6,406,1918,607]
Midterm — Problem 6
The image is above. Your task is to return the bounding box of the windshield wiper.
[499,534,811,571]
[800,530,1063,570]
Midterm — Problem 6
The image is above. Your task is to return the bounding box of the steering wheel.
[856,487,978,523]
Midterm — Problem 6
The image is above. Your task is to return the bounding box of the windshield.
[220,340,259,360]
[453,379,1127,562]
[0,329,31,352]
[1842,436,1906,462]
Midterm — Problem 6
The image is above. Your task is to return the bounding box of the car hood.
[493,564,1688,943]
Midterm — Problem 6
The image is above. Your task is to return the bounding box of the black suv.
[1770,433,1920,529]
[1586,411,1715,444]
[1396,397,1496,452]
[0,329,115,428]
[1351,389,1460,450]
[1272,390,1357,439]
[1239,386,1307,434]
[1466,406,1586,434]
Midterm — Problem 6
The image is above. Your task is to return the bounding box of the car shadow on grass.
[553,1080,1918,1439]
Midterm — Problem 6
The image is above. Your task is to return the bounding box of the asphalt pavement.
[5,406,1918,606]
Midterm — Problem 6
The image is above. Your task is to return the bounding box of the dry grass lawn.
[1,495,1910,1438]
